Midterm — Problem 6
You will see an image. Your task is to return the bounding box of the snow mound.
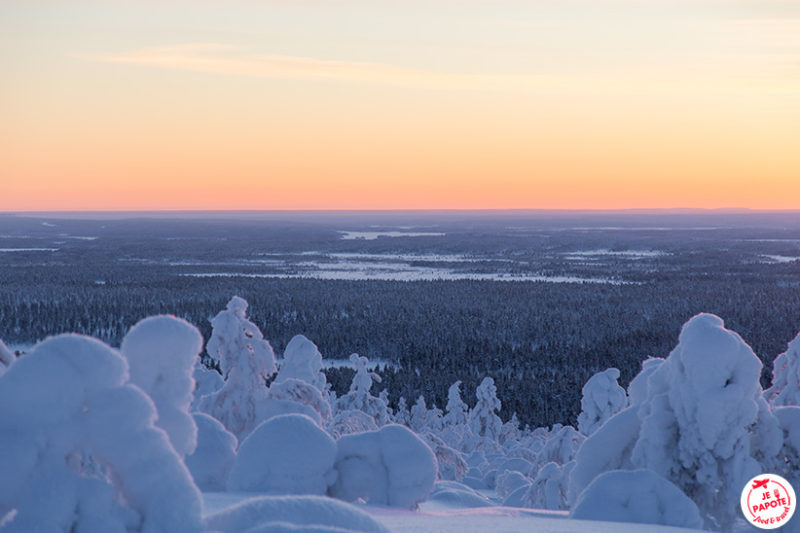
[242,524,369,533]
[121,315,203,456]
[577,368,627,436]
[427,481,493,508]
[571,469,703,530]
[229,414,337,495]
[204,495,389,533]
[267,378,331,424]
[331,424,437,509]
[0,334,203,533]
[186,412,237,491]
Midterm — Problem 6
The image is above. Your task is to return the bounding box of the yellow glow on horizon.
[2,0,799,211]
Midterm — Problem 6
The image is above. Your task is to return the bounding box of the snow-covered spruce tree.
[523,461,574,510]
[197,296,277,441]
[0,335,203,533]
[419,431,469,481]
[426,405,443,433]
[409,395,428,433]
[531,424,583,473]
[379,389,392,418]
[576,367,627,436]
[335,353,389,428]
[393,396,410,425]
[444,380,468,427]
[630,313,771,530]
[468,377,503,450]
[206,295,277,379]
[766,331,800,407]
[519,422,583,508]
[121,315,202,457]
[499,412,521,445]
[409,395,463,481]
[569,314,781,529]
[440,381,472,451]
[0,339,13,377]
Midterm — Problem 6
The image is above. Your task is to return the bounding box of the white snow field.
[201,492,705,533]
[1,297,798,533]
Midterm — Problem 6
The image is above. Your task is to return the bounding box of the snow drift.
[229,414,338,495]
[571,469,703,530]
[204,495,389,533]
[330,424,437,509]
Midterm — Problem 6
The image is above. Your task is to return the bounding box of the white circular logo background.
[741,474,796,529]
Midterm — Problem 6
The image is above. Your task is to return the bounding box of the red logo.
[741,474,796,529]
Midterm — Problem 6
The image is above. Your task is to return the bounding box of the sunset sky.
[2,0,799,211]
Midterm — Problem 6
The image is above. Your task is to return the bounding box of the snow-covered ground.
[202,492,703,533]
[370,506,702,533]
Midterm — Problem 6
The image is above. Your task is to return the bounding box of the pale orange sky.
[2,0,799,210]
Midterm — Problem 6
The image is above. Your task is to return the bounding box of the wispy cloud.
[86,43,512,91]
[85,42,798,95]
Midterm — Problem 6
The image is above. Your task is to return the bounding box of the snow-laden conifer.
[121,315,202,457]
[0,335,203,533]
[577,367,626,436]
[767,332,800,406]
[198,296,277,440]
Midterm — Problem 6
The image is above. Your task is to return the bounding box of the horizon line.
[4,207,800,215]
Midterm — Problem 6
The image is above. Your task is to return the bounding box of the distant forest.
[3,274,799,427]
